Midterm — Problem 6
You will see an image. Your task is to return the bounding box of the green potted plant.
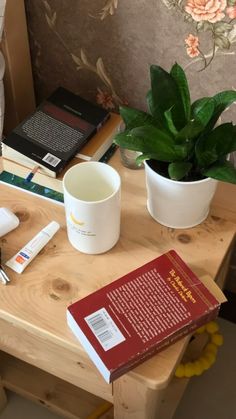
[114,63,236,228]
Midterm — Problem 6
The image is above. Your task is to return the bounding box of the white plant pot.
[144,161,218,229]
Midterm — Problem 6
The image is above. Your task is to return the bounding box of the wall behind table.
[24,0,236,117]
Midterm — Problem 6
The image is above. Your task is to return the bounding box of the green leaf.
[197,149,218,169]
[135,153,148,165]
[150,64,187,131]
[161,0,177,9]
[170,62,191,121]
[146,90,167,131]
[115,125,187,162]
[135,153,159,166]
[119,106,161,130]
[195,123,236,167]
[196,21,212,31]
[164,108,178,136]
[176,98,215,144]
[168,162,193,181]
[214,22,232,33]
[205,90,236,133]
[176,119,205,144]
[174,143,190,160]
[214,34,230,49]
[204,161,236,184]
[191,97,215,125]
[113,130,132,146]
[130,126,177,161]
[214,90,236,112]
[146,90,154,115]
[184,13,194,23]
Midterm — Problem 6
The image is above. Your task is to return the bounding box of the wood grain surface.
[0,153,235,395]
[0,351,113,419]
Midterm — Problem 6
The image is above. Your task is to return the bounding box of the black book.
[2,87,110,177]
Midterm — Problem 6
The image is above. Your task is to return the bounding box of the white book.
[2,144,57,177]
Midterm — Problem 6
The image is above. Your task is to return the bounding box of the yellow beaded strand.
[175,321,223,378]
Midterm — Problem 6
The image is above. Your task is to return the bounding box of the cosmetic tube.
[6,221,60,274]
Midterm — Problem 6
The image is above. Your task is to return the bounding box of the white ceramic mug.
[63,162,121,254]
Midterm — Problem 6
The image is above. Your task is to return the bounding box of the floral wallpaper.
[162,0,236,70]
[25,0,129,110]
[24,0,236,117]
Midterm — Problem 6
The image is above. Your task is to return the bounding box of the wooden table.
[0,152,235,419]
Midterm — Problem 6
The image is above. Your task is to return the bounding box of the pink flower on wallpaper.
[185,33,199,48]
[226,6,236,19]
[96,88,115,110]
[186,46,200,57]
[185,0,227,23]
[185,34,200,57]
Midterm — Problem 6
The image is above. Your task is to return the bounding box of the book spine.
[110,306,220,382]
[75,123,120,161]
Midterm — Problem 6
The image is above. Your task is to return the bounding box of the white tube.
[6,221,60,274]
[0,208,19,237]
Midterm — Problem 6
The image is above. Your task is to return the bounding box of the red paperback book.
[67,250,223,383]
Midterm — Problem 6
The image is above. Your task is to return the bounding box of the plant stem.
[197,48,207,70]
[198,42,216,71]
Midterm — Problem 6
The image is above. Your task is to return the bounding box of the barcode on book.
[42,153,61,167]
[85,308,125,351]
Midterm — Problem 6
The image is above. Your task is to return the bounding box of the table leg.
[0,377,7,412]
[113,375,164,419]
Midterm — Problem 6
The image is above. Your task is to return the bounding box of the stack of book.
[67,250,226,383]
[1,87,122,193]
